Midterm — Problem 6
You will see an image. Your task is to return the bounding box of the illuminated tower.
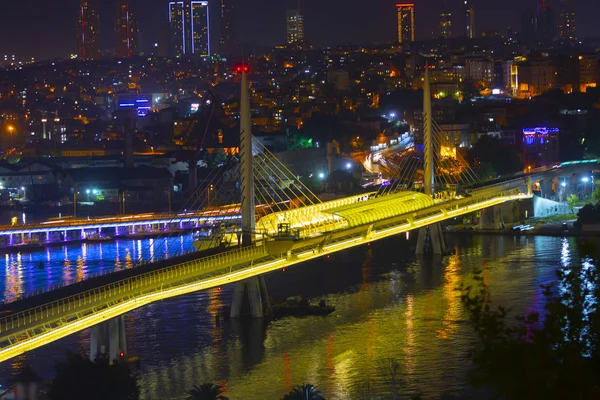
[440,2,452,38]
[77,0,100,60]
[465,0,475,38]
[191,1,210,56]
[286,9,304,44]
[169,2,185,55]
[557,0,576,40]
[220,0,235,54]
[169,1,210,56]
[396,3,415,43]
[116,0,138,58]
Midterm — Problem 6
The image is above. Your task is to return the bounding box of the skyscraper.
[537,0,556,42]
[520,8,537,45]
[465,0,475,39]
[169,1,210,57]
[557,0,576,40]
[220,0,235,54]
[191,1,210,55]
[77,0,100,60]
[286,9,304,44]
[115,0,138,58]
[396,3,415,43]
[440,2,452,38]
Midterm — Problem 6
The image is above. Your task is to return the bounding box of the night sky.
[1,0,600,60]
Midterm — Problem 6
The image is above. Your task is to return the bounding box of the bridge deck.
[0,180,530,363]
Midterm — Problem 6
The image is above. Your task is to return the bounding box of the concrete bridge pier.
[230,276,270,318]
[415,223,446,255]
[478,206,505,230]
[90,316,127,362]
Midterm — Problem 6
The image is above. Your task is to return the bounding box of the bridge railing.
[0,244,268,338]
[9,246,209,304]
[0,185,531,347]
[0,211,241,233]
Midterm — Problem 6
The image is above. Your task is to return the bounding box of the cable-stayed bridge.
[0,68,551,364]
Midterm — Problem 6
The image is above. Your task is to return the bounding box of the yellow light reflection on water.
[437,253,463,340]
[4,254,23,303]
[115,241,122,270]
[62,246,72,283]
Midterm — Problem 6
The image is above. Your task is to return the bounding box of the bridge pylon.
[416,66,446,255]
[231,66,270,318]
[90,315,127,362]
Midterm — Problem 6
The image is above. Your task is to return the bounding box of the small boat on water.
[2,239,43,254]
[270,296,335,318]
[125,230,161,239]
[86,233,113,243]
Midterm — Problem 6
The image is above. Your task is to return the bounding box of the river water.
[0,234,583,399]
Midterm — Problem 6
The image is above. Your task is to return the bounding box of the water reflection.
[0,235,590,400]
[0,235,197,302]
[4,254,23,303]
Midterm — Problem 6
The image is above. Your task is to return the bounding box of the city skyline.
[2,0,600,60]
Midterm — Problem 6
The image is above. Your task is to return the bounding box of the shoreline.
[446,228,595,238]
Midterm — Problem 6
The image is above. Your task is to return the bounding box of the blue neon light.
[522,127,559,136]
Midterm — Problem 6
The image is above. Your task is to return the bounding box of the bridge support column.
[90,316,127,362]
[230,276,269,318]
[478,206,505,230]
[415,224,446,255]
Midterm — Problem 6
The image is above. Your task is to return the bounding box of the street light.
[74,191,79,218]
[582,176,590,197]
[7,125,14,146]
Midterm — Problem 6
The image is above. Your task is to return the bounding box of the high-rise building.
[537,0,556,42]
[220,0,235,54]
[557,0,576,40]
[440,2,452,38]
[191,1,210,55]
[286,9,304,44]
[116,0,138,58]
[168,1,210,57]
[520,8,537,45]
[77,0,100,60]
[465,1,475,39]
[396,3,415,43]
[440,12,452,38]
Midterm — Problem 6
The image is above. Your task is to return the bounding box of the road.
[362,136,414,178]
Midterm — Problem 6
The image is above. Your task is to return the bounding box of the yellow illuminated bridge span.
[0,180,530,363]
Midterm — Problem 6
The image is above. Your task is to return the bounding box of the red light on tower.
[234,64,250,74]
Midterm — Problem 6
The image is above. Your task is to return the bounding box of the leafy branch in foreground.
[460,257,600,400]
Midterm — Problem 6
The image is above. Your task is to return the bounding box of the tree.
[187,383,228,400]
[377,358,402,400]
[592,187,600,204]
[567,193,579,214]
[282,384,325,400]
[460,256,600,400]
[208,149,227,168]
[467,135,523,178]
[287,130,313,150]
[48,353,139,400]
[459,79,481,102]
